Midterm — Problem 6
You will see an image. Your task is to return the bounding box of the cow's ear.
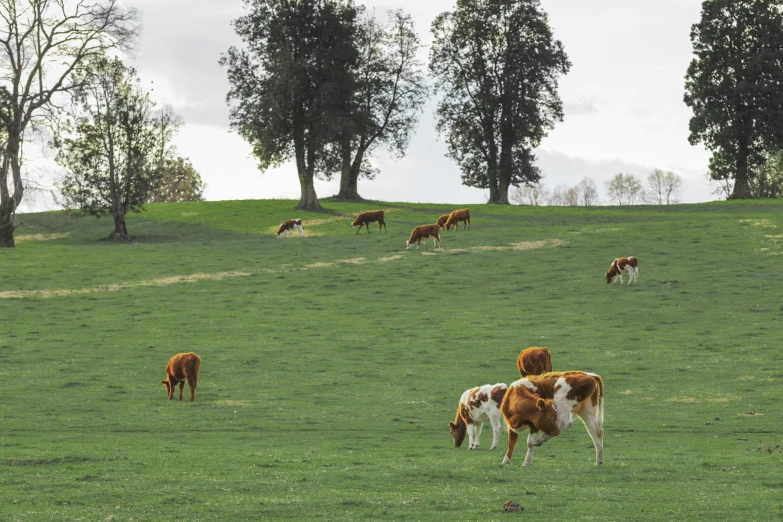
[536,398,546,411]
[448,422,456,429]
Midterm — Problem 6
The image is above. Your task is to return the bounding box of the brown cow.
[437,214,451,229]
[160,352,201,401]
[277,219,303,238]
[445,209,470,230]
[406,224,441,250]
[517,347,553,378]
[605,256,638,284]
[351,210,387,234]
[501,371,604,467]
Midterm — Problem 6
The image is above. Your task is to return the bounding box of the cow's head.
[605,270,615,284]
[160,379,170,394]
[448,420,467,447]
[406,241,413,250]
[532,398,560,436]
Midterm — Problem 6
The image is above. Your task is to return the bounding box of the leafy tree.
[429,0,569,204]
[684,0,783,199]
[645,169,682,204]
[147,157,205,203]
[57,58,178,240]
[0,0,137,248]
[607,173,643,206]
[221,0,358,210]
[577,177,600,206]
[333,10,427,199]
[749,150,783,198]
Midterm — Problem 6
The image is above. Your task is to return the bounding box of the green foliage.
[429,0,570,204]
[749,150,783,198]
[147,157,205,203]
[684,0,783,199]
[3,199,783,519]
[606,173,643,206]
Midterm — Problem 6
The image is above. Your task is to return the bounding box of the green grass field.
[2,198,782,521]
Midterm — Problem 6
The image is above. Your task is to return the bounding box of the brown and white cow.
[517,347,553,378]
[449,383,508,451]
[351,210,387,234]
[501,371,604,467]
[406,224,441,250]
[606,256,638,284]
[160,352,201,401]
[277,219,303,238]
[445,209,470,230]
[437,214,451,229]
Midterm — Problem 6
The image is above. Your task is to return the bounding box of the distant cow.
[449,383,508,451]
[501,371,604,467]
[277,219,303,238]
[606,256,638,284]
[445,209,470,230]
[351,210,387,234]
[406,224,441,250]
[517,347,553,378]
[160,352,201,402]
[437,214,451,229]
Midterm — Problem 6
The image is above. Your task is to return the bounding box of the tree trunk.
[0,206,15,248]
[731,144,751,199]
[336,142,362,200]
[0,133,24,248]
[497,176,511,205]
[108,212,130,241]
[296,175,322,211]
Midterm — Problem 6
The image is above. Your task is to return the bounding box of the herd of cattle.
[276,208,472,250]
[450,347,605,467]
[161,209,638,469]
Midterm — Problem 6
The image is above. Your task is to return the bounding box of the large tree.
[685,0,783,199]
[57,57,179,240]
[221,0,358,211]
[147,157,205,203]
[0,0,137,248]
[429,0,569,204]
[333,10,427,200]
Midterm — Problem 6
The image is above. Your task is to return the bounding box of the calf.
[277,219,303,238]
[406,224,441,250]
[445,209,470,230]
[351,210,387,234]
[606,256,638,284]
[449,383,508,451]
[501,371,604,467]
[517,347,553,377]
[160,352,201,401]
[437,214,451,229]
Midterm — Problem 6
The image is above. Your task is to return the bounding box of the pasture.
[1,199,782,520]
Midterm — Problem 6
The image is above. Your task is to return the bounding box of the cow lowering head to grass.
[160,352,201,401]
[606,256,638,284]
[445,209,470,231]
[351,211,387,234]
[437,214,451,229]
[406,224,441,250]
[517,347,553,378]
[501,371,604,467]
[277,219,303,238]
[449,383,507,451]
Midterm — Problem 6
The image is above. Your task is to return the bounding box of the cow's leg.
[502,429,519,465]
[489,417,501,451]
[187,375,197,402]
[166,380,174,400]
[523,431,544,467]
[577,401,604,465]
[178,381,184,400]
[466,423,476,449]
[473,422,483,449]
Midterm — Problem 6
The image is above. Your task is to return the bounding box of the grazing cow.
[160,352,201,402]
[606,256,638,284]
[437,214,451,229]
[501,371,604,467]
[445,209,470,230]
[517,347,553,378]
[406,224,441,250]
[277,219,303,238]
[351,210,387,234]
[449,383,508,451]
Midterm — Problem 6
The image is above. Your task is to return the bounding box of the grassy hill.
[2,198,782,520]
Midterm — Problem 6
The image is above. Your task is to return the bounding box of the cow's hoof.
[501,456,511,466]
[489,447,496,451]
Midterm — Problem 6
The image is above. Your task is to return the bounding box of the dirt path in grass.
[1,239,563,299]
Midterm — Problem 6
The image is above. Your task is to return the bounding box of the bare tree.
[645,168,682,204]
[577,177,599,206]
[0,0,138,247]
[564,186,579,206]
[607,172,643,206]
[510,183,548,206]
[548,184,567,206]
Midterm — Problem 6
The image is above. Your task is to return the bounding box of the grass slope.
[1,198,783,521]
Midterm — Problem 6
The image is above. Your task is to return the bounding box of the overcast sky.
[23,0,717,211]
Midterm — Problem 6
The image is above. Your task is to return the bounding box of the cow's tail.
[593,374,604,425]
[193,355,201,388]
[544,348,553,374]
